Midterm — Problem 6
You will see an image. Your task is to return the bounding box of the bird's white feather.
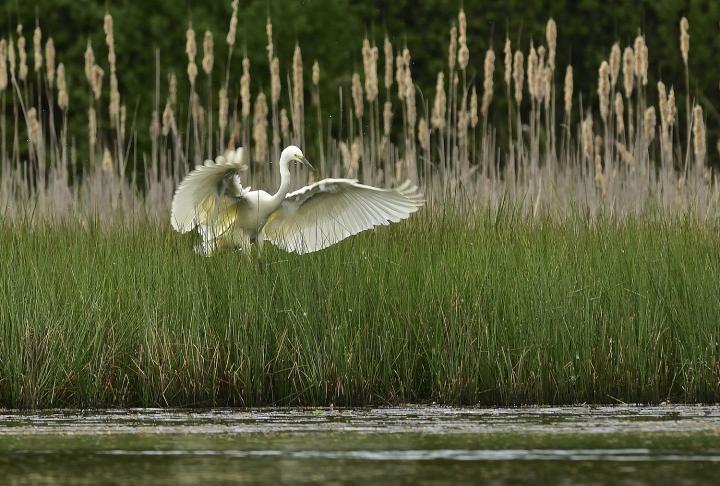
[263,179,424,254]
[170,149,247,233]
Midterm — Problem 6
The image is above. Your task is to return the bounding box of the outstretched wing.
[170,148,248,235]
[263,179,424,254]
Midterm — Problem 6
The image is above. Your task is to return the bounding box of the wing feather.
[170,149,247,233]
[264,178,424,254]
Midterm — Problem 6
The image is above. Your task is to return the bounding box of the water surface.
[1,406,719,484]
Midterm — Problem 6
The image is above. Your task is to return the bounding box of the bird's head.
[280,145,314,170]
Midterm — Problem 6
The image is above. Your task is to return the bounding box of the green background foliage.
[3,0,719,153]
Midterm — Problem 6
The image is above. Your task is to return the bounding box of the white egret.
[171,145,424,264]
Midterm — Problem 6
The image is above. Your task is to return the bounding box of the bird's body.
[171,145,423,256]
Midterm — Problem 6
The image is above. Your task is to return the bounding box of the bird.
[170,145,424,266]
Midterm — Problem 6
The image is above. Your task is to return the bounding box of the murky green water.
[1,406,719,484]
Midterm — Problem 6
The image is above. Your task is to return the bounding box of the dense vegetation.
[1,212,718,408]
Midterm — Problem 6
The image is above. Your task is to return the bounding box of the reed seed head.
[546,18,557,71]
[312,60,320,87]
[609,42,620,88]
[644,106,656,144]
[527,44,537,100]
[680,17,689,65]
[339,141,351,171]
[18,30,27,82]
[7,38,15,78]
[45,38,55,86]
[101,147,113,173]
[457,9,469,70]
[270,57,281,105]
[564,65,573,115]
[292,44,304,134]
[27,107,41,147]
[350,138,361,176]
[582,114,593,161]
[218,87,228,131]
[57,62,68,110]
[352,73,363,119]
[253,92,269,161]
[598,61,610,123]
[470,86,478,128]
[614,92,624,134]
[0,40,7,92]
[616,142,636,170]
[622,46,634,98]
[362,39,379,102]
[33,26,42,72]
[503,38,512,87]
[240,57,251,119]
[104,13,116,71]
[265,17,273,63]
[227,0,239,47]
[384,36,393,90]
[634,35,648,86]
[202,31,214,75]
[383,100,393,136]
[280,108,290,139]
[448,25,457,71]
[88,107,97,147]
[162,100,174,136]
[513,50,524,104]
[186,26,198,86]
[594,135,605,195]
[395,53,405,99]
[667,87,677,126]
[149,110,159,141]
[693,105,705,168]
[431,72,446,130]
[91,65,104,100]
[418,117,429,151]
[481,48,495,117]
[84,40,94,84]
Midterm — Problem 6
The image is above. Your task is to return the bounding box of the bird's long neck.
[271,158,292,207]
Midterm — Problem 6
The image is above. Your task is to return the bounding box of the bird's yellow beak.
[300,156,314,170]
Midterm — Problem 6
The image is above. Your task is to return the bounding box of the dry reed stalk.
[312,61,319,88]
[582,115,593,162]
[27,107,40,146]
[88,106,97,158]
[253,92,268,161]
[481,48,495,118]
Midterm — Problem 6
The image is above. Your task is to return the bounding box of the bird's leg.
[255,233,265,274]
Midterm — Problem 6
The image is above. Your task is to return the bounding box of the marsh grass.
[1,211,718,408]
